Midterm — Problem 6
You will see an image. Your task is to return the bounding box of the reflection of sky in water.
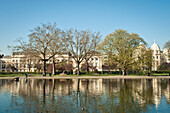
[146,97,170,113]
[0,93,12,112]
[0,92,31,113]
[0,78,170,113]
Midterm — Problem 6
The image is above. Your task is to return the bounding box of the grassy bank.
[152,73,169,76]
[0,73,169,77]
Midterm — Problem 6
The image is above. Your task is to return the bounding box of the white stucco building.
[150,42,161,71]
[163,48,170,63]
[149,42,169,71]
[0,42,169,72]
[0,56,12,72]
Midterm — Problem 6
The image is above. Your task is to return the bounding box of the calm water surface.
[0,78,170,113]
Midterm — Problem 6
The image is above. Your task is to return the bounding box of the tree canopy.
[97,29,147,75]
[10,23,64,76]
[164,40,170,49]
[64,29,101,75]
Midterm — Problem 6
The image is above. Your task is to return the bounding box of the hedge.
[0,71,42,75]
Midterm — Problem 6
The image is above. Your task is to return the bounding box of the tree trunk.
[86,61,89,74]
[28,66,31,72]
[43,59,46,76]
[52,57,56,75]
[108,64,111,74]
[122,69,126,76]
[77,63,80,75]
[28,59,31,72]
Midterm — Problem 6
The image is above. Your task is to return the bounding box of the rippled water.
[0,78,170,113]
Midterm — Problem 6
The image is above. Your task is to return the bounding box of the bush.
[98,71,121,75]
[0,71,43,75]
[152,70,170,73]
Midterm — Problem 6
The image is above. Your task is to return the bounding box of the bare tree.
[64,29,100,75]
[28,23,66,76]
[164,40,170,59]
[8,39,34,72]
[0,50,3,58]
[164,40,170,49]
[10,23,64,76]
[48,30,65,75]
[84,51,99,74]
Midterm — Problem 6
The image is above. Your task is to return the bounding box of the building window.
[95,63,98,66]
[157,56,158,59]
[2,64,5,68]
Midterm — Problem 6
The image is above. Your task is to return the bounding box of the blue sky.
[0,0,170,55]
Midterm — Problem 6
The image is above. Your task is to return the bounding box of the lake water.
[0,78,170,113]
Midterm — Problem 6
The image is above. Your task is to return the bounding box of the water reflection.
[0,78,170,112]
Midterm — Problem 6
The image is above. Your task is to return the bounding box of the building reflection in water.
[0,78,170,112]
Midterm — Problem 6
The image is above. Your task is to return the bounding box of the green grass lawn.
[152,73,169,76]
[0,74,24,77]
[0,73,169,77]
[0,74,43,77]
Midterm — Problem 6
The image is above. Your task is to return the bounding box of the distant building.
[0,42,169,72]
[150,42,170,71]
[163,48,170,63]
[150,42,161,71]
[0,56,12,72]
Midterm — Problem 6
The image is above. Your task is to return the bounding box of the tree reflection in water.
[0,78,170,112]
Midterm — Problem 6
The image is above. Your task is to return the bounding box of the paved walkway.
[0,76,170,79]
